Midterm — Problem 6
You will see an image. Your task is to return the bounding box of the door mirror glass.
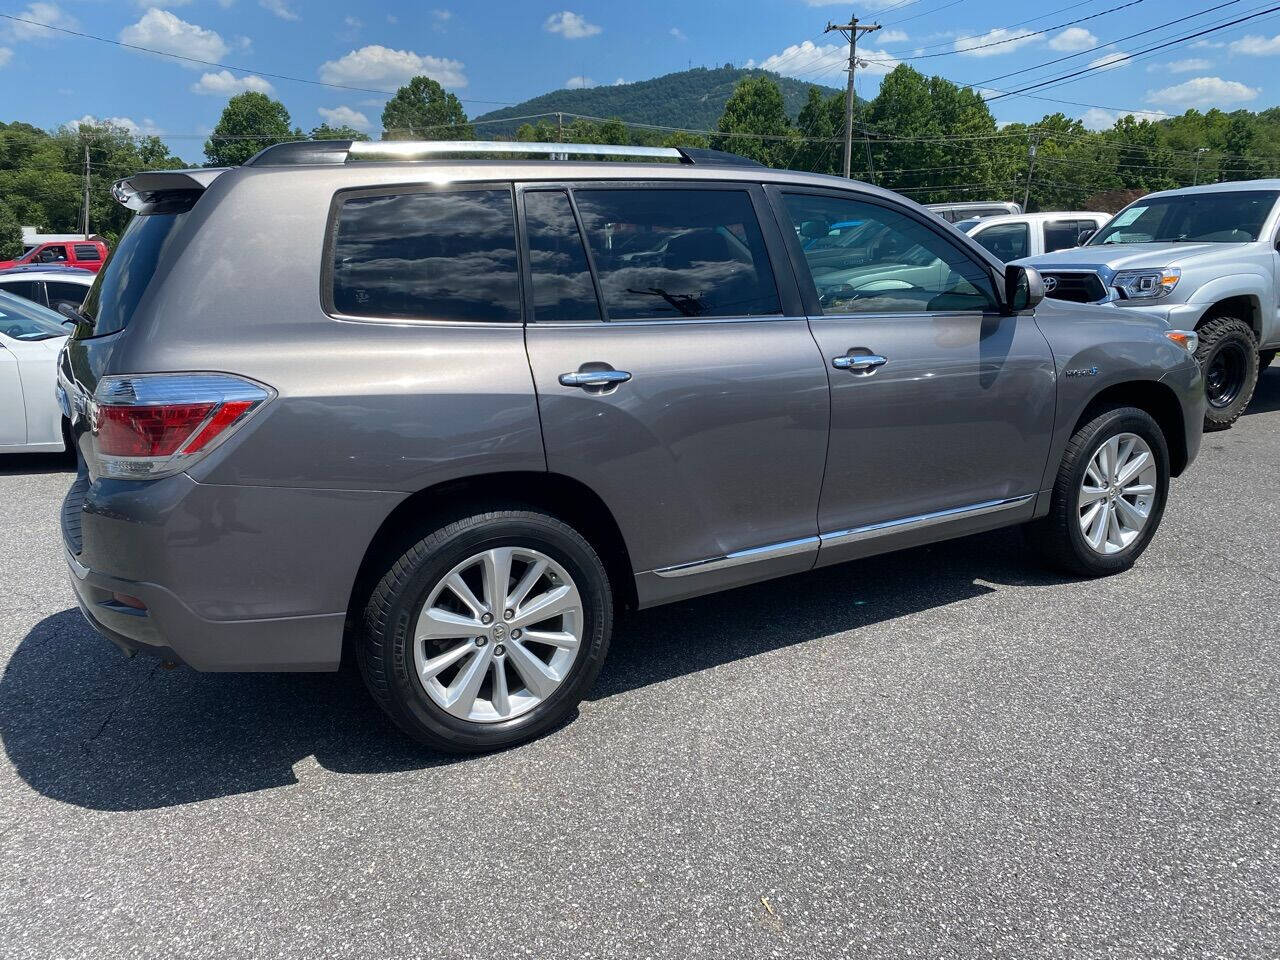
[1006,265,1044,312]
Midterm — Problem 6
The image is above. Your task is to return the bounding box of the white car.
[956,211,1111,263]
[0,266,95,315]
[0,290,69,454]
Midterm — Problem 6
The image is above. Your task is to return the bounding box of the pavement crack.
[81,661,162,755]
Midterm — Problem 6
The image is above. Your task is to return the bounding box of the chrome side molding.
[652,494,1034,578]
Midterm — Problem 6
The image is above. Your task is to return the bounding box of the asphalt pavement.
[1,369,1277,959]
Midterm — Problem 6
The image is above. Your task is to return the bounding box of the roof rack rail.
[243,139,762,168]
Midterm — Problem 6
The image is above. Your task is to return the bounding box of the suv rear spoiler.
[112,168,229,213]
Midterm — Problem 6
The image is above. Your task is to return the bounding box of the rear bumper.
[62,471,404,671]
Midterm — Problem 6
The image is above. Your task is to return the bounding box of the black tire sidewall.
[369,513,611,752]
[1059,409,1170,575]
[1197,316,1259,429]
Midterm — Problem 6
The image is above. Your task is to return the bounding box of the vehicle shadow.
[0,451,76,476]
[0,527,1061,811]
[1244,365,1280,416]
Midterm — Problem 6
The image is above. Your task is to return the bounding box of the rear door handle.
[558,369,632,388]
[832,354,888,373]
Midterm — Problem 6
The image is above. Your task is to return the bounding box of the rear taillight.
[91,373,273,479]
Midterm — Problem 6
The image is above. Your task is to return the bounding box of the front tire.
[359,510,613,753]
[1031,406,1170,577]
[1196,315,1259,431]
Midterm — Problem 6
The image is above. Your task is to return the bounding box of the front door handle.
[558,369,632,389]
[832,353,888,373]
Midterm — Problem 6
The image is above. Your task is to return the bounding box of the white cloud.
[544,11,601,39]
[565,75,595,89]
[749,39,898,80]
[319,44,468,90]
[1191,39,1225,49]
[8,2,77,42]
[318,105,371,130]
[1088,51,1129,71]
[432,9,452,22]
[190,70,273,95]
[65,114,162,137]
[1080,107,1167,130]
[802,0,913,6]
[134,0,193,5]
[1147,75,1259,109]
[1048,27,1097,52]
[1152,58,1210,73]
[259,0,298,21]
[118,9,228,66]
[670,27,688,42]
[954,28,1040,57]
[878,29,909,44]
[0,47,11,66]
[1230,34,1280,55]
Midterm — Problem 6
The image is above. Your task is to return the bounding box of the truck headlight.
[1112,267,1180,300]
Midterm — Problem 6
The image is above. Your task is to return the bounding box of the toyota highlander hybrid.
[58,141,1205,751]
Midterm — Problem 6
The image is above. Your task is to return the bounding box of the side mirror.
[1077,228,1096,244]
[1005,265,1045,312]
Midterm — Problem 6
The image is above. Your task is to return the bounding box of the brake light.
[91,374,273,479]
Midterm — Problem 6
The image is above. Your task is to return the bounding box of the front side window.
[46,281,88,310]
[783,193,998,315]
[572,188,781,320]
[0,279,44,305]
[37,245,68,263]
[972,222,1030,263]
[523,190,600,323]
[332,188,520,322]
[1090,190,1279,244]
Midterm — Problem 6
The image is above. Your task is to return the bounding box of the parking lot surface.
[1,370,1277,959]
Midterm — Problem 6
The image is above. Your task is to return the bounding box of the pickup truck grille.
[1042,272,1108,304]
[61,473,89,555]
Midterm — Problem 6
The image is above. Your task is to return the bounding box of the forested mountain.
[473,66,844,138]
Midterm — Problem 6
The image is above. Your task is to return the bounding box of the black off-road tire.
[1196,315,1259,431]
[359,510,613,753]
[1030,405,1170,577]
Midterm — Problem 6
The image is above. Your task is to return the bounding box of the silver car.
[59,141,1205,752]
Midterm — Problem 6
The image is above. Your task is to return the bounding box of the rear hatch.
[61,168,224,482]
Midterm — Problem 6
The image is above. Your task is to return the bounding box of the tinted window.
[523,190,600,322]
[783,193,998,314]
[0,279,44,305]
[572,188,780,320]
[973,222,1030,262]
[78,211,187,338]
[0,290,65,341]
[1090,190,1279,244]
[332,189,520,323]
[74,244,101,261]
[1044,220,1085,253]
[46,281,88,310]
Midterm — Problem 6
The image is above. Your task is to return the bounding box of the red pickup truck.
[0,238,109,273]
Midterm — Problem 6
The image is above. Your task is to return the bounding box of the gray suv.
[59,141,1205,752]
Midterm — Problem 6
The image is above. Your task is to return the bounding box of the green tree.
[0,201,22,260]
[310,122,372,142]
[204,92,300,166]
[712,74,794,167]
[381,76,473,140]
[794,87,844,175]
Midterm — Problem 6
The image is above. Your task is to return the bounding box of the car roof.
[962,211,1110,229]
[0,265,96,280]
[1139,179,1280,200]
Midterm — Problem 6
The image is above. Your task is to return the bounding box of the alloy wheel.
[412,547,583,723]
[1077,432,1158,556]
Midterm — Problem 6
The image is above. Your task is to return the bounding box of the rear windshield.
[76,210,188,338]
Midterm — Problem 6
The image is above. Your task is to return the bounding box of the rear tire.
[1196,315,1259,431]
[1031,406,1169,577]
[359,510,613,753]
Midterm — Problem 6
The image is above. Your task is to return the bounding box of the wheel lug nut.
[510,628,522,639]
[475,636,487,646]
[504,609,514,620]
[481,613,493,624]
[494,644,506,656]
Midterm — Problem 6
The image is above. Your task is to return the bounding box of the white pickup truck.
[1019,181,1280,429]
[958,211,1111,262]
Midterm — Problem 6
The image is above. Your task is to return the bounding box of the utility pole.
[1193,146,1209,185]
[825,13,880,179]
[81,143,91,237]
[1023,134,1038,211]
[557,112,564,144]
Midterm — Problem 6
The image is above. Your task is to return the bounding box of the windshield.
[0,290,67,341]
[1090,190,1279,244]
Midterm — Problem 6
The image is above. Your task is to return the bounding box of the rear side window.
[1044,220,1085,253]
[523,190,600,323]
[74,244,101,261]
[331,188,520,323]
[46,281,88,310]
[77,210,188,339]
[973,222,1030,262]
[572,188,781,320]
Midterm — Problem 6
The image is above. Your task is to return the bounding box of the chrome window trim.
[652,494,1034,578]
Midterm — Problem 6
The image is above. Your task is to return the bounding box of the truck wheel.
[358,509,612,753]
[1031,406,1169,577]
[1196,315,1259,431]
[1260,349,1275,370]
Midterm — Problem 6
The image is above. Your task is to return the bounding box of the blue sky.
[3,0,1280,162]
